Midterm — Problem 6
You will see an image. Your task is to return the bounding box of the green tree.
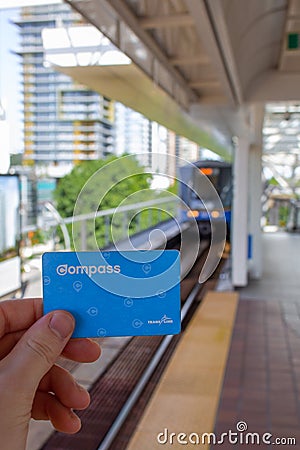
[167,179,178,195]
[54,155,154,249]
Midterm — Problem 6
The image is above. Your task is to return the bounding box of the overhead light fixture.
[285,128,297,135]
[267,134,281,144]
[263,127,279,135]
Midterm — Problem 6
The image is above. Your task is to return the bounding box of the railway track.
[40,237,227,450]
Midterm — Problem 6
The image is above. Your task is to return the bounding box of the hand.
[0,298,101,450]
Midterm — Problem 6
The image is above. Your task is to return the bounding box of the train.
[178,160,232,236]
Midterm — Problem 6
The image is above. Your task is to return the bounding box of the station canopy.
[263,103,300,196]
[39,0,300,166]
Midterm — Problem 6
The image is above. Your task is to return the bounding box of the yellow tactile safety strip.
[127,291,239,450]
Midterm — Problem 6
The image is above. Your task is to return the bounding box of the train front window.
[190,166,232,208]
[191,167,220,200]
[199,167,220,190]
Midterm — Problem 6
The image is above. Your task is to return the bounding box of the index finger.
[0,298,43,337]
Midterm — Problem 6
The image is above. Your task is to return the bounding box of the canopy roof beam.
[101,0,199,103]
[140,13,194,29]
[170,55,210,66]
[185,0,243,106]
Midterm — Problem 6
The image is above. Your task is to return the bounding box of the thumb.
[6,311,75,391]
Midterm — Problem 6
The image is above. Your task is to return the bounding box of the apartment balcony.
[32,153,75,161]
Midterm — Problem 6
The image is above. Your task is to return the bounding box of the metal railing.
[22,196,179,251]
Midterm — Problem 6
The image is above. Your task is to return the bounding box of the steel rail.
[97,280,203,450]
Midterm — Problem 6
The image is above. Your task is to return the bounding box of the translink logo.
[56,264,121,276]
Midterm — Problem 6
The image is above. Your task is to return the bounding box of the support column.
[248,144,262,279]
[232,137,249,287]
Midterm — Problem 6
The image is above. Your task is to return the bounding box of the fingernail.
[49,312,74,339]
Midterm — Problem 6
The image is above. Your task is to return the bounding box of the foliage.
[28,229,46,245]
[167,179,178,195]
[54,155,163,248]
[278,205,290,227]
[55,156,149,213]
[268,176,279,186]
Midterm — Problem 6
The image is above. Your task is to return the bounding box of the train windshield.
[191,166,232,208]
[199,167,220,191]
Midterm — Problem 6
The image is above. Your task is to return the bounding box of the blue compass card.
[42,250,181,338]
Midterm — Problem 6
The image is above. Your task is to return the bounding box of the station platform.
[127,231,300,449]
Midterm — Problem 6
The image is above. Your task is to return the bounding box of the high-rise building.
[14,2,199,182]
[114,102,180,179]
[114,103,152,165]
[15,2,115,177]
